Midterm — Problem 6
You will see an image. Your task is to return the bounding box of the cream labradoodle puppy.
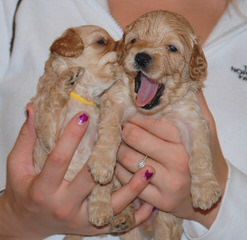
[92,10,222,240]
[32,25,135,240]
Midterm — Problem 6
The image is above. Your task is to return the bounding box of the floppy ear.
[189,43,207,81]
[50,28,84,57]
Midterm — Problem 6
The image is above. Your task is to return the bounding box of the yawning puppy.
[120,10,222,210]
[31,25,135,239]
[94,10,222,240]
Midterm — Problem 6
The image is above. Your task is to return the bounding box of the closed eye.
[130,38,137,44]
[167,45,178,52]
[97,39,108,45]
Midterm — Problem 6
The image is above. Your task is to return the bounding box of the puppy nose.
[135,52,152,69]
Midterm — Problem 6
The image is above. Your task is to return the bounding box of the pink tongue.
[136,74,159,107]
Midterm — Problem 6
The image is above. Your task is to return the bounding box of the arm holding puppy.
[116,91,230,230]
[0,104,154,240]
[117,91,247,238]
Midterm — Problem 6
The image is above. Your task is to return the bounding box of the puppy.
[32,25,135,239]
[94,10,222,240]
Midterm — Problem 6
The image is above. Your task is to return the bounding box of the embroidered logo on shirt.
[231,65,247,81]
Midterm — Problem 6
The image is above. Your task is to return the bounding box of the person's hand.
[116,91,228,228]
[0,104,154,240]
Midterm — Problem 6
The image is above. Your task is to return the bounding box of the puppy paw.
[191,180,222,210]
[88,201,113,227]
[88,153,115,184]
[111,212,135,233]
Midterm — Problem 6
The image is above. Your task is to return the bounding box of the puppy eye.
[97,39,107,45]
[130,38,137,44]
[167,45,178,52]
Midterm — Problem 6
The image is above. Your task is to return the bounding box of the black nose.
[135,52,152,69]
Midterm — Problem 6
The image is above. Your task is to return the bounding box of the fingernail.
[78,113,88,125]
[144,169,154,181]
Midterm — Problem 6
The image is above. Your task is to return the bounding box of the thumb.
[7,103,37,175]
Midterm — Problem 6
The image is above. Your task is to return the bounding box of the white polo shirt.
[0,0,247,239]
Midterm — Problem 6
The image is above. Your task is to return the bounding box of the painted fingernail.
[78,113,88,125]
[144,169,154,181]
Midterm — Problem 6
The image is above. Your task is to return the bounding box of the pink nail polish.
[144,169,153,180]
[78,113,88,125]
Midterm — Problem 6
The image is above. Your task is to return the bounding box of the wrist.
[0,194,43,240]
[0,195,18,240]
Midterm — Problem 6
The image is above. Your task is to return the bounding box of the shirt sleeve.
[182,161,247,239]
[0,0,19,81]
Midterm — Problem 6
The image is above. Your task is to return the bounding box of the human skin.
[109,0,231,43]
[116,92,228,228]
[0,104,155,240]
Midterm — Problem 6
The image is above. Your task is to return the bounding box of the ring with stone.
[137,155,148,169]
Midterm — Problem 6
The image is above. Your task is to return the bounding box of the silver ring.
[137,155,148,169]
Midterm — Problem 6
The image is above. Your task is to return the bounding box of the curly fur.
[32,25,135,240]
[92,10,222,240]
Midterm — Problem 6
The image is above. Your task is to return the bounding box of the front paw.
[88,153,115,184]
[191,180,222,210]
[88,201,113,227]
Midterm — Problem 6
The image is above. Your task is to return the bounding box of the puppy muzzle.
[135,52,152,70]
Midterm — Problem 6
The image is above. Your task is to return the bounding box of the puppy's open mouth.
[135,71,164,110]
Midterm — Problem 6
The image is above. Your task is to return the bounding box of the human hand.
[0,104,154,240]
[116,91,228,228]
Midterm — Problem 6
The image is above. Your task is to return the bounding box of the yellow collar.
[70,92,96,107]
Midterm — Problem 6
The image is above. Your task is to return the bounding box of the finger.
[118,143,163,171]
[67,165,95,203]
[117,144,170,186]
[8,103,36,176]
[116,163,159,196]
[116,164,163,207]
[134,202,153,225]
[115,163,134,185]
[37,112,89,191]
[122,122,188,168]
[112,166,155,214]
[127,113,181,143]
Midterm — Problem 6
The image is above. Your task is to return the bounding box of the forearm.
[183,161,247,239]
[0,195,20,240]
